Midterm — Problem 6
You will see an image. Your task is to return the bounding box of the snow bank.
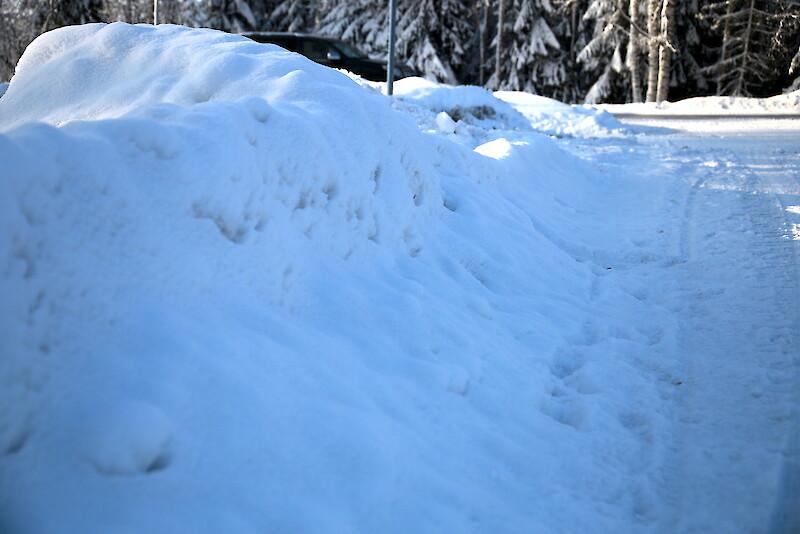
[0,23,360,129]
[495,91,629,137]
[393,77,532,132]
[1,23,672,533]
[599,91,800,115]
[385,78,627,146]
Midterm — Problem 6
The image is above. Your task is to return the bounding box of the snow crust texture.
[1,23,798,534]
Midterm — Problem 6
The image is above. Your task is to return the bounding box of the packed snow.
[1,23,798,534]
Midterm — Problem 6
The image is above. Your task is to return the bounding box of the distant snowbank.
[599,91,800,116]
[495,91,629,137]
[381,78,629,143]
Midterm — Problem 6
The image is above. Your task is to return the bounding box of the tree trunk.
[627,0,642,102]
[732,0,756,96]
[495,0,505,89]
[645,0,660,102]
[655,0,675,102]
[717,0,736,95]
[473,0,488,86]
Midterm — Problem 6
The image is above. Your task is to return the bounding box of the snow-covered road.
[561,120,800,533]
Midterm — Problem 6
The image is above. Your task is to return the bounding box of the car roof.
[240,32,327,40]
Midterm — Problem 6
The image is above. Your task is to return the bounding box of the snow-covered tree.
[101,0,150,22]
[270,0,318,32]
[316,0,388,57]
[500,0,564,94]
[578,0,629,103]
[701,0,795,96]
[203,0,265,32]
[0,0,24,81]
[398,0,475,84]
[492,0,507,87]
[668,0,710,100]
[548,0,589,103]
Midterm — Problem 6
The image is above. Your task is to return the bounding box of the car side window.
[301,40,337,61]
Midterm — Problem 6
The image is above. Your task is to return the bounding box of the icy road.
[560,118,800,534]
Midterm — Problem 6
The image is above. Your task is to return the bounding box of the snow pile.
[495,91,629,137]
[393,77,531,131]
[2,22,794,534]
[0,23,357,129]
[386,78,628,146]
[0,82,8,98]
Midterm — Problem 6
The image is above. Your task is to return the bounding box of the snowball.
[78,400,172,476]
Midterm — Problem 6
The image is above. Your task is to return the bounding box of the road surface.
[562,116,800,533]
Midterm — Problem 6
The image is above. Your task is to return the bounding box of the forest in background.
[1,0,799,104]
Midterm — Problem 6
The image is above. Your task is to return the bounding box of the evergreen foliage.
[500,0,564,95]
[396,0,474,84]
[578,0,629,103]
[317,0,388,57]
[701,0,797,96]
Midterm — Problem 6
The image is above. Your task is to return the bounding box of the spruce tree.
[503,0,564,95]
[702,0,797,96]
[578,0,629,102]
[397,0,474,84]
[317,0,388,57]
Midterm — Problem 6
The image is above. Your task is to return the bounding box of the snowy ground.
[1,23,798,534]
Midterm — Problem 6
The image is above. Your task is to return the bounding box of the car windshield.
[332,41,367,59]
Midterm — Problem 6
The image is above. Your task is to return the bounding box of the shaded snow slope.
[1,23,797,534]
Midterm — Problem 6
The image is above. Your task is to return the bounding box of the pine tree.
[0,0,24,81]
[271,0,318,32]
[550,0,589,103]
[316,0,388,57]
[502,0,564,95]
[493,0,507,87]
[397,0,474,84]
[12,0,104,31]
[471,0,492,86]
[701,0,795,96]
[578,0,629,103]
[669,0,710,100]
[204,0,262,32]
[101,0,151,22]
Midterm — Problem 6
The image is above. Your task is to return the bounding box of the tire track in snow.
[560,126,800,533]
[758,154,800,534]
[660,130,800,534]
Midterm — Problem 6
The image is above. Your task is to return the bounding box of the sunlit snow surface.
[1,23,799,534]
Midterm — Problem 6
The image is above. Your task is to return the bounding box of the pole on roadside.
[387,0,398,95]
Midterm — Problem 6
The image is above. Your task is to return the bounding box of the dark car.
[240,32,417,82]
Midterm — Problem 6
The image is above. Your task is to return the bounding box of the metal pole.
[387,0,398,95]
[154,0,159,24]
[495,0,504,89]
